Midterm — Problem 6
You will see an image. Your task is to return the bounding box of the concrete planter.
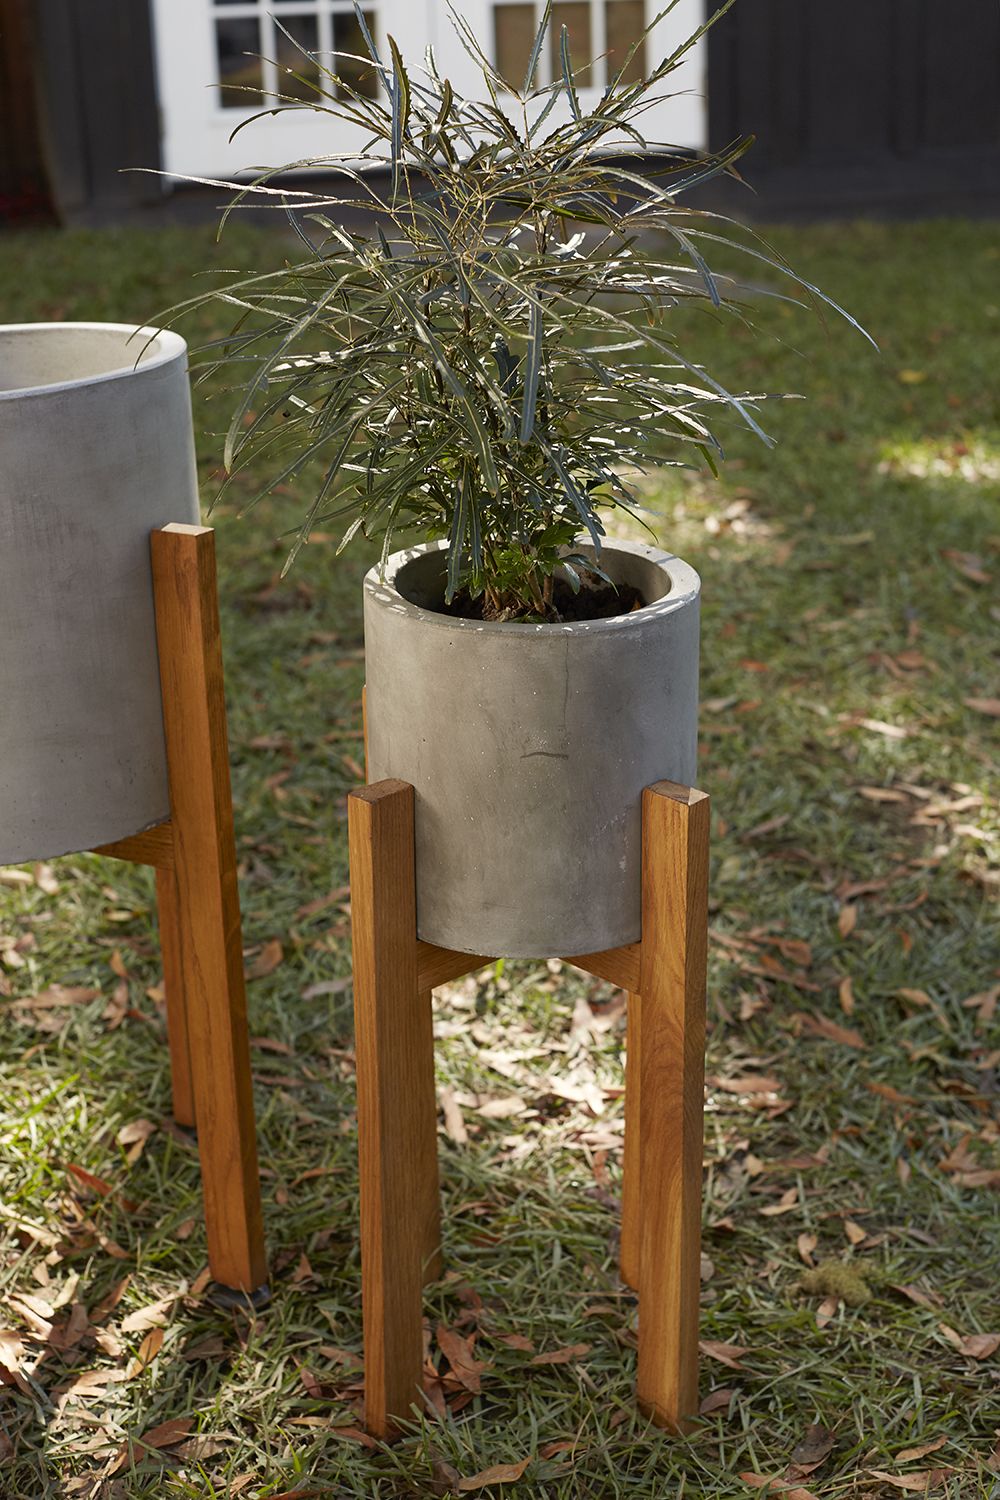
[364,538,701,957]
[0,323,200,864]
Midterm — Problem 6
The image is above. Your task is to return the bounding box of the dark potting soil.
[443,573,646,624]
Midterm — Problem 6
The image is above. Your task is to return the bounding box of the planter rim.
[365,537,700,638]
[0,322,187,403]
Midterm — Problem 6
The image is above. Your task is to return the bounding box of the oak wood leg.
[349,780,440,1438]
[636,781,710,1432]
[620,990,641,1290]
[417,987,444,1285]
[156,866,196,1130]
[151,524,267,1298]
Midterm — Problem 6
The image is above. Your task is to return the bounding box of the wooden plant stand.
[92,524,267,1304]
[348,777,709,1438]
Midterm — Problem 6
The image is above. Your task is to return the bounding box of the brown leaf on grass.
[457,1456,531,1490]
[175,1435,228,1460]
[437,1324,489,1393]
[109,1418,194,1473]
[711,1074,783,1096]
[247,939,284,979]
[67,1163,117,1200]
[33,863,59,894]
[868,1081,914,1106]
[492,1331,535,1352]
[797,1012,867,1050]
[838,977,855,1015]
[963,696,1000,716]
[529,1343,591,1366]
[49,1303,90,1353]
[890,1283,943,1309]
[699,1387,734,1416]
[439,1085,469,1144]
[858,786,910,804]
[324,1426,377,1450]
[797,1233,818,1267]
[22,984,101,1011]
[476,1095,527,1119]
[837,904,858,937]
[843,1219,867,1246]
[869,1469,954,1492]
[938,1327,1000,1360]
[896,1437,948,1464]
[789,1424,836,1472]
[127,1325,164,1376]
[538,1439,579,1459]
[962,986,1000,1025]
[121,1296,177,1334]
[815,1296,840,1329]
[896,987,934,1009]
[0,1329,32,1395]
[699,1340,750,1370]
[294,885,351,921]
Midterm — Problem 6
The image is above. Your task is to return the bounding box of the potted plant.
[0,322,200,862]
[165,2,867,957]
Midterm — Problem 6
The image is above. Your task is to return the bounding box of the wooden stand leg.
[620,990,641,1290]
[349,780,441,1438]
[636,781,710,1432]
[156,866,196,1130]
[151,524,267,1299]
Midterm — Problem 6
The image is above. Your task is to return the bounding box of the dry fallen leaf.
[439,1085,469,1144]
[797,1012,867,1050]
[963,697,1000,717]
[437,1324,489,1393]
[789,1424,836,1472]
[837,904,858,938]
[110,1417,194,1473]
[127,1325,164,1376]
[797,1233,818,1267]
[121,1296,177,1334]
[869,1469,953,1492]
[843,1219,867,1246]
[247,939,284,979]
[529,1343,591,1366]
[33,863,59,894]
[698,1340,750,1370]
[896,1437,948,1464]
[711,1074,783,1096]
[953,1330,999,1360]
[699,1387,734,1416]
[457,1457,531,1491]
[838,976,855,1015]
[492,1332,535,1352]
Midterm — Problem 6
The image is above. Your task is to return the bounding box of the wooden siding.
[707,0,1000,217]
[0,0,52,221]
[29,0,162,221]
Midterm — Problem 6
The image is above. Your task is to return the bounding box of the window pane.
[215,18,264,109]
[605,1,646,86]
[550,3,592,82]
[275,14,320,101]
[332,10,379,100]
[494,4,536,90]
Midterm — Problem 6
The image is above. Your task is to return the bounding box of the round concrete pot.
[364,538,701,957]
[0,323,200,864]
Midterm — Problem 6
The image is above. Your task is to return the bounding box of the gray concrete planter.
[364,538,701,957]
[0,323,200,864]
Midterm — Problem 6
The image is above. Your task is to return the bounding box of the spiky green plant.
[162,1,869,621]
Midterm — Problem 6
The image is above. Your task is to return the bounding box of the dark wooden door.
[0,0,52,222]
[707,0,1000,217]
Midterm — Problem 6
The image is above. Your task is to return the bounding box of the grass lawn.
[0,214,998,1498]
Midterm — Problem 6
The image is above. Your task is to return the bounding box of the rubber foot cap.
[206,1281,270,1313]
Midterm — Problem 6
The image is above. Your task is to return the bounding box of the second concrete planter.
[0,322,200,865]
[364,538,701,958]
